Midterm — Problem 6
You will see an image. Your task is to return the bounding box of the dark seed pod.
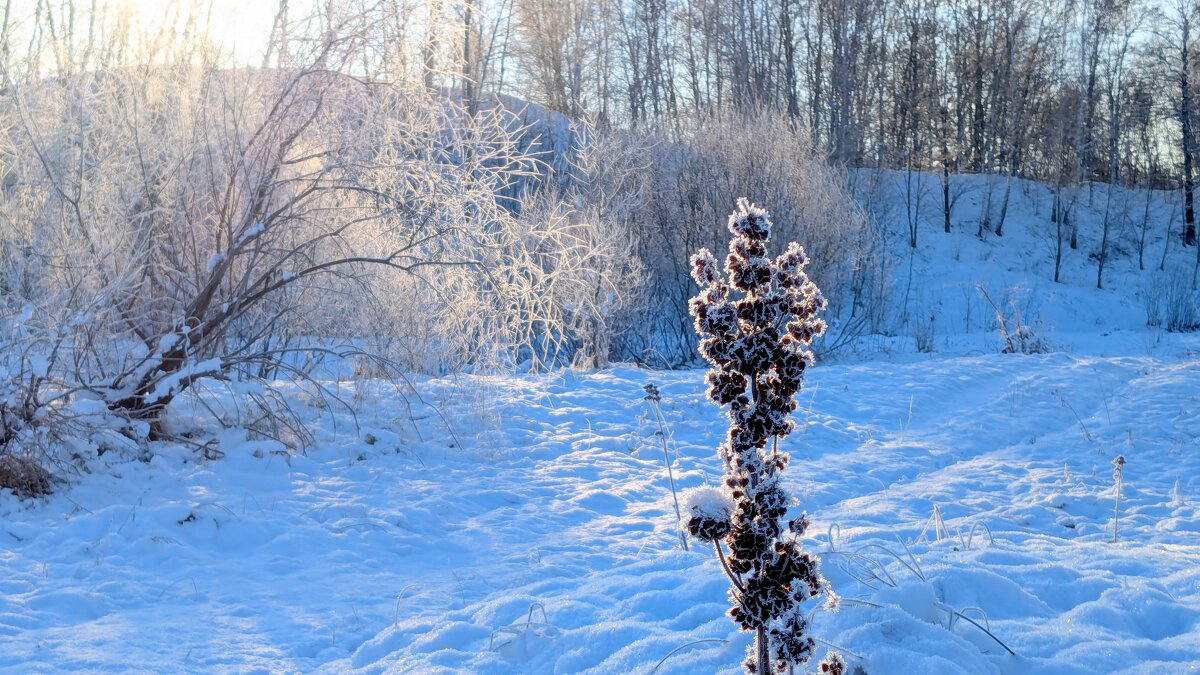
[818,652,846,675]
[688,514,732,542]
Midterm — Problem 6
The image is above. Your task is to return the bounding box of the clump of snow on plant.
[682,485,734,521]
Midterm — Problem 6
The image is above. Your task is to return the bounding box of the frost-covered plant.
[0,453,52,498]
[976,285,1048,355]
[687,199,840,674]
[644,383,688,551]
[1111,455,1126,543]
[1143,269,1200,332]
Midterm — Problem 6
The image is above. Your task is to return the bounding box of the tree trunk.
[942,162,952,233]
[996,171,1012,237]
[1182,18,1196,246]
[1097,185,1113,289]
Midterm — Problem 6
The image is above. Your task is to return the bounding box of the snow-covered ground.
[3,339,1199,673]
[3,175,1200,674]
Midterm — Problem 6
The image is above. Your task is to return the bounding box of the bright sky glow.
[127,0,281,64]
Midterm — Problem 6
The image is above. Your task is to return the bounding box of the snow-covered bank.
[849,172,1200,357]
[3,349,1198,673]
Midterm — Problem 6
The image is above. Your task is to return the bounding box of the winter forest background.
[0,0,1198,673]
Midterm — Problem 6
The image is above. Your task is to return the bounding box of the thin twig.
[947,607,1017,656]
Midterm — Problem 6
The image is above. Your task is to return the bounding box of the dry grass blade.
[650,638,729,674]
[487,602,559,651]
[643,384,687,551]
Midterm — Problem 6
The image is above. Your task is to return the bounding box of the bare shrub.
[0,452,52,498]
[977,285,1050,354]
[913,310,938,353]
[0,3,624,451]
[572,109,877,364]
[506,193,644,369]
[1144,268,1200,332]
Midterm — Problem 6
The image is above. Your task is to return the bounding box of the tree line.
[399,0,1192,245]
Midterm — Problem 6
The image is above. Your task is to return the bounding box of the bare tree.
[1157,0,1199,247]
[1096,0,1141,288]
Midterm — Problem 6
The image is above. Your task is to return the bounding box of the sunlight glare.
[127,0,280,64]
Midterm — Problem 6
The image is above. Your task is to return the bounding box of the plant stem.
[714,540,744,591]
[756,626,770,674]
[1113,471,1122,542]
[648,398,687,551]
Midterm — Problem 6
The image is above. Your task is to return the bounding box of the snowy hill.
[2,173,1199,674]
[852,171,1199,357]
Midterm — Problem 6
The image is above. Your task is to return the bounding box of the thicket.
[548,110,879,367]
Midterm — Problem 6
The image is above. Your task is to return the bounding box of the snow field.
[2,348,1198,673]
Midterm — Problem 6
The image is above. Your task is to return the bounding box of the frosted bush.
[569,110,877,364]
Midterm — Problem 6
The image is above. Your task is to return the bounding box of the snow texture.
[2,349,1199,673]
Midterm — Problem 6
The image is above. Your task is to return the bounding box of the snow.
[156,333,180,355]
[2,174,1200,673]
[681,485,733,520]
[236,223,266,247]
[2,351,1198,673]
[845,171,1200,357]
[144,358,222,404]
[28,356,48,378]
